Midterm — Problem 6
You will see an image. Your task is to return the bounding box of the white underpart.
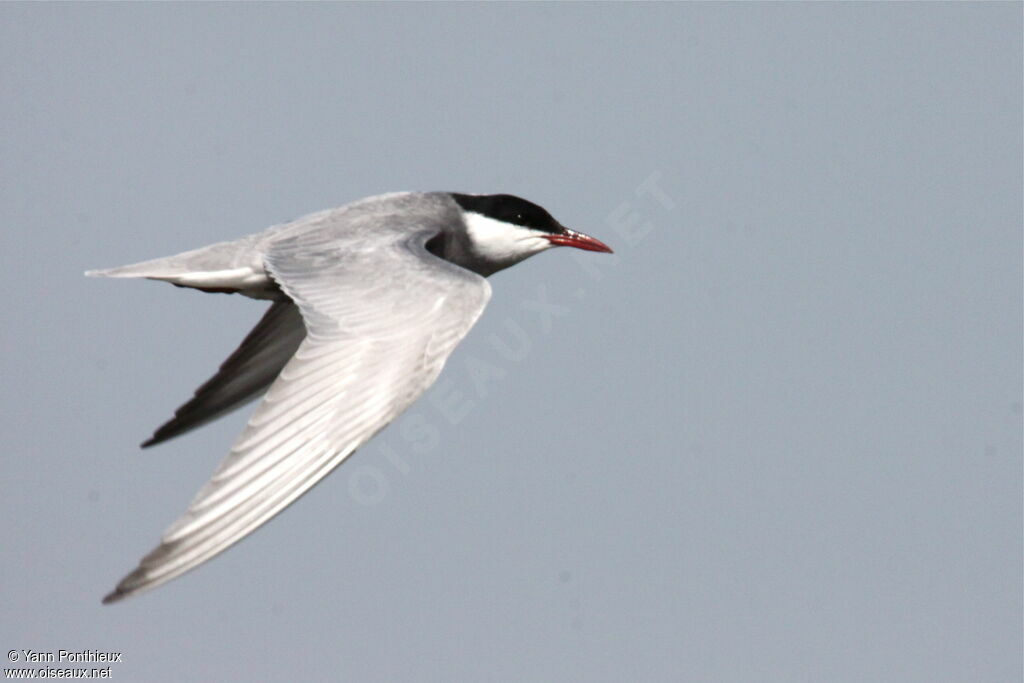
[462,211,553,264]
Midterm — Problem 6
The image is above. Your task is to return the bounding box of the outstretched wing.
[142,300,306,448]
[104,217,490,602]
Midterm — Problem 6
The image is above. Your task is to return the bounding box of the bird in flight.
[88,191,613,603]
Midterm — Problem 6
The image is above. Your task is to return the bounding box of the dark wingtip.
[101,588,126,605]
[141,423,177,448]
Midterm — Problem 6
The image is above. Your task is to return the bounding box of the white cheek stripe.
[463,212,550,262]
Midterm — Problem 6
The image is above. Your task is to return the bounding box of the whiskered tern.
[88,191,613,603]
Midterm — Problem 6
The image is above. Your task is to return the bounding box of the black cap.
[450,193,563,234]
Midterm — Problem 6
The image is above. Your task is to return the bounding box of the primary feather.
[142,300,306,448]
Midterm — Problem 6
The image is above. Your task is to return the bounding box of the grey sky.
[1,4,1020,682]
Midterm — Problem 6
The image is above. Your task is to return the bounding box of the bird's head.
[450,193,612,274]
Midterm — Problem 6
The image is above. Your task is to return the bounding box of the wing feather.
[141,300,306,447]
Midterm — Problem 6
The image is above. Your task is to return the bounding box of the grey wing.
[142,300,306,448]
[104,221,491,602]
